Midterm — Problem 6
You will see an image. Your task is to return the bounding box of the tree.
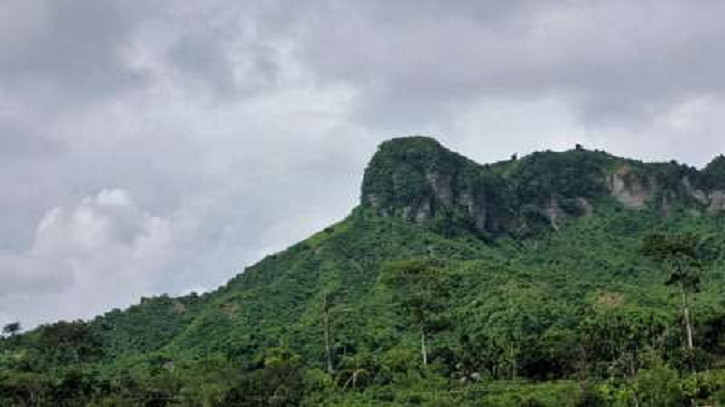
[579,306,669,403]
[2,322,20,337]
[224,349,306,406]
[37,320,104,365]
[381,258,448,366]
[340,366,370,391]
[320,289,346,375]
[642,233,709,351]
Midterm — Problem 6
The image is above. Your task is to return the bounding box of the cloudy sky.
[2,0,725,328]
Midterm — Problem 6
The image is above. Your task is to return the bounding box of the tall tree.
[642,233,708,350]
[381,258,448,366]
[320,289,345,375]
[2,322,21,337]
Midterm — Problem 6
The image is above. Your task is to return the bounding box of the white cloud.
[0,189,176,327]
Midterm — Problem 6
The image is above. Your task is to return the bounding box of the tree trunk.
[511,347,517,381]
[421,323,428,366]
[681,282,694,351]
[628,354,641,407]
[323,298,334,375]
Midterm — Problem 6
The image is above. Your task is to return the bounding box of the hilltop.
[3,137,725,406]
[364,136,725,235]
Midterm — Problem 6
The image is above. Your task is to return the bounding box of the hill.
[3,137,725,406]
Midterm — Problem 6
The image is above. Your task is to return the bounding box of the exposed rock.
[577,198,595,216]
[361,137,725,237]
[426,170,454,207]
[608,166,654,209]
[544,197,566,230]
[708,191,725,214]
[683,177,709,205]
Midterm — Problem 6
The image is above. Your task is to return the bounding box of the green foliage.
[702,155,725,189]
[35,320,104,366]
[634,363,685,406]
[92,294,205,359]
[507,149,615,204]
[380,258,448,329]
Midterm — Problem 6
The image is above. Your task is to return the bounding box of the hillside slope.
[3,137,725,406]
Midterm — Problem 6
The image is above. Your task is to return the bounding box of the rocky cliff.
[361,136,725,236]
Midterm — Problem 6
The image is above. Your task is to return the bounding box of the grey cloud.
[3,1,725,327]
[286,0,725,128]
[0,252,73,296]
[168,25,281,100]
[0,122,64,158]
[0,0,156,102]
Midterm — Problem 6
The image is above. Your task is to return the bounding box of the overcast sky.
[2,0,725,328]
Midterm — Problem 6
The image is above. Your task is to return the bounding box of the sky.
[2,0,725,328]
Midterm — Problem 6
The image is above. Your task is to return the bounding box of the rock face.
[361,136,725,237]
[709,191,725,214]
[361,137,517,235]
[608,166,655,209]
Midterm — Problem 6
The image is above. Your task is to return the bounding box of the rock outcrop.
[361,136,725,237]
[608,165,655,209]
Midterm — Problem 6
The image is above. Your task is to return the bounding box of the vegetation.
[3,138,725,405]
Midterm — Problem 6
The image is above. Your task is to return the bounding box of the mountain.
[3,137,725,406]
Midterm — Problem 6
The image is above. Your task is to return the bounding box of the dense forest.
[4,137,725,406]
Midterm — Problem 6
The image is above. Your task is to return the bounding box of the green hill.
[3,137,725,406]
